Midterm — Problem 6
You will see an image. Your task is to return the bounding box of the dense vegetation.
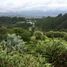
[0,13,67,67]
[35,13,67,31]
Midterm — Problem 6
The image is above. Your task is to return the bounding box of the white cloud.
[0,0,67,12]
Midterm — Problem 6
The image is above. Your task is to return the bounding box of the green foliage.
[0,28,7,41]
[20,30,31,41]
[0,16,25,25]
[33,31,45,40]
[63,33,67,41]
[43,41,66,64]
[0,34,26,53]
[11,28,32,41]
[54,51,67,67]
[46,31,65,38]
[0,15,67,67]
[35,13,67,31]
[44,63,53,67]
[0,32,66,67]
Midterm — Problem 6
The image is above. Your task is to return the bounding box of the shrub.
[45,63,53,67]
[0,50,13,67]
[0,28,7,41]
[46,31,65,38]
[42,40,67,67]
[14,28,31,41]
[63,33,67,41]
[0,34,26,53]
[33,31,45,40]
[54,51,67,67]
[20,30,31,42]
[8,28,32,42]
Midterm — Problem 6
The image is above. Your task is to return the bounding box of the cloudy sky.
[0,0,67,13]
[0,0,67,17]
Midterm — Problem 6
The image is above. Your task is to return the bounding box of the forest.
[0,13,67,67]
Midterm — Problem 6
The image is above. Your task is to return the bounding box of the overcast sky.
[0,0,67,12]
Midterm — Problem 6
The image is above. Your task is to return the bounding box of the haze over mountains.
[0,10,67,17]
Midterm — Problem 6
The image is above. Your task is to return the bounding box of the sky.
[0,0,67,16]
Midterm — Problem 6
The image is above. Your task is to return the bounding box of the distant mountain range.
[0,10,67,17]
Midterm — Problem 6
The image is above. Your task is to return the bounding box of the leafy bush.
[0,50,48,67]
[33,31,45,40]
[0,50,14,67]
[46,31,65,38]
[0,34,26,53]
[45,63,53,67]
[20,30,31,42]
[0,30,67,67]
[0,28,7,41]
[63,33,67,41]
[42,40,67,67]
[54,51,67,67]
[13,28,32,41]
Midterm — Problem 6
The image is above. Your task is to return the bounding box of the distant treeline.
[0,16,25,24]
[35,13,67,31]
[0,13,67,31]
